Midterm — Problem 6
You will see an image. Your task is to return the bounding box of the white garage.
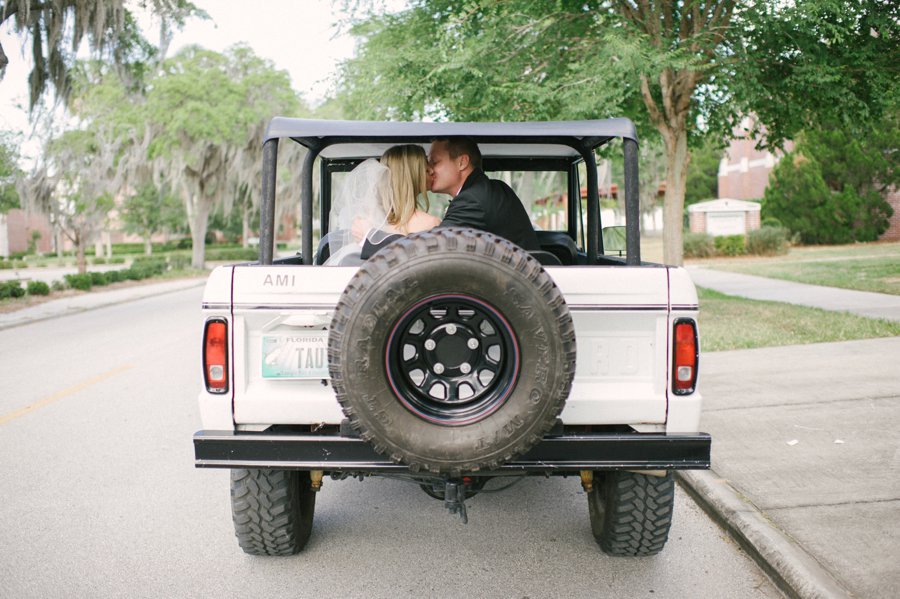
[688,198,761,237]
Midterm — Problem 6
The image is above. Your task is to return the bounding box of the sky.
[0,0,401,143]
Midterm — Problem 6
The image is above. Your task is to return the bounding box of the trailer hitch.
[443,479,469,524]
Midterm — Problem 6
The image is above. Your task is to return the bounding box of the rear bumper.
[193,430,711,473]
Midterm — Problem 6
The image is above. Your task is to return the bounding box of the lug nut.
[424,339,436,351]
[433,363,445,375]
[467,338,479,349]
[460,363,472,374]
[446,324,457,335]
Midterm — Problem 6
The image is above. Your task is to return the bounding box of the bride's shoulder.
[408,210,441,232]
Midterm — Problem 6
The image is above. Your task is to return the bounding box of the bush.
[747,226,791,256]
[64,273,93,291]
[92,257,107,265]
[108,256,126,264]
[167,254,191,270]
[206,247,258,261]
[105,270,121,283]
[0,280,25,298]
[129,257,167,279]
[683,233,716,258]
[26,280,50,296]
[0,260,12,269]
[89,271,109,286]
[714,234,746,256]
[51,280,65,292]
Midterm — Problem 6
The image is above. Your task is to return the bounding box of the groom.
[428,137,540,251]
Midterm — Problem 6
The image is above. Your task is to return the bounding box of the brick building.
[717,116,900,241]
[0,209,54,257]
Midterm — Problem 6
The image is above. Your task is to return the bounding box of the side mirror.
[602,226,627,256]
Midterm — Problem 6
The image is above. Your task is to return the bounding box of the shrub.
[206,247,258,261]
[105,270,121,283]
[51,280,65,292]
[108,256,126,264]
[89,271,109,286]
[92,257,107,265]
[683,233,716,258]
[26,280,50,296]
[64,273,93,291]
[0,260,12,269]
[0,280,25,298]
[167,254,191,270]
[747,226,791,256]
[714,234,746,256]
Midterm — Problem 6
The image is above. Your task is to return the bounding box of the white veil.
[324,158,395,265]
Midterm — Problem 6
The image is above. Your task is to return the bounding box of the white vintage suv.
[194,118,710,557]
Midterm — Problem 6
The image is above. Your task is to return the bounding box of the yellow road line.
[0,364,135,426]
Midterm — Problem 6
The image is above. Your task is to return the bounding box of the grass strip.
[698,287,900,352]
[692,241,900,296]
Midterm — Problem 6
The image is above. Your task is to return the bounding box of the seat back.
[535,231,578,265]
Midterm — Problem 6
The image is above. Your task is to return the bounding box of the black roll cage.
[257,119,641,267]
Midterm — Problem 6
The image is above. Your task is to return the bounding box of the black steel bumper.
[193,430,711,473]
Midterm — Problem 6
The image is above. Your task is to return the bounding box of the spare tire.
[328,228,576,475]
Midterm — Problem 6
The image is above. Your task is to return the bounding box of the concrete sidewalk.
[681,338,900,599]
[687,266,900,322]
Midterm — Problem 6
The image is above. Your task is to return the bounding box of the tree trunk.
[188,198,211,270]
[661,127,691,266]
[75,234,87,275]
[144,235,152,255]
[242,205,250,248]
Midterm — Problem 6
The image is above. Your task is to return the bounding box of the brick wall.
[883,187,900,242]
[4,209,54,254]
[689,212,706,233]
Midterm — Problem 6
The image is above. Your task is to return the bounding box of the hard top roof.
[264,117,638,159]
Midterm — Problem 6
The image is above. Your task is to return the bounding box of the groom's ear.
[457,153,470,171]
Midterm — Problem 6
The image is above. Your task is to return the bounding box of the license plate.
[261,331,330,379]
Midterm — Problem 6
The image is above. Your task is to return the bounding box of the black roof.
[264,117,638,159]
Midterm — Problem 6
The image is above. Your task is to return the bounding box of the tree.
[0,0,200,110]
[0,131,21,213]
[144,45,301,268]
[120,182,183,254]
[337,1,897,264]
[764,118,897,244]
[685,135,724,206]
[22,129,116,272]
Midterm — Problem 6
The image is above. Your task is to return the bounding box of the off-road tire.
[329,228,576,475]
[231,469,316,556]
[588,471,675,556]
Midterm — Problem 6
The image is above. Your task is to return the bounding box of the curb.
[677,470,852,599]
[0,278,206,331]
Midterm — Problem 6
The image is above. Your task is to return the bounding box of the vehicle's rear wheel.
[328,228,576,475]
[231,469,316,556]
[587,471,675,556]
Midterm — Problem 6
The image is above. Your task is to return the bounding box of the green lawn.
[698,287,900,352]
[689,241,900,295]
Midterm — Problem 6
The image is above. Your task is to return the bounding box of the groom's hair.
[433,136,482,170]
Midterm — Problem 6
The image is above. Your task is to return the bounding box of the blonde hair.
[380,145,430,232]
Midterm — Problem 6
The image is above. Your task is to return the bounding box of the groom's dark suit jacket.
[439,169,540,251]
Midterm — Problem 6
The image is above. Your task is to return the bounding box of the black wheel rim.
[385,294,520,425]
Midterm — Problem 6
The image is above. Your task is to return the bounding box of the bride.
[325,145,440,265]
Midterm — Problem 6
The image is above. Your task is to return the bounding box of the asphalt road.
[0,286,783,599]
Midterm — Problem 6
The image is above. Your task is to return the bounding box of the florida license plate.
[261,331,330,379]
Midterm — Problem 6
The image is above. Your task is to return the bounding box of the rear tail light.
[672,319,698,395]
[203,319,229,394]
